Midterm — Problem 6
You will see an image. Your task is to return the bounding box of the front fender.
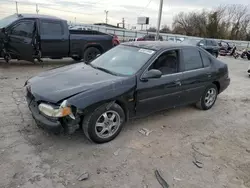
[67,76,136,111]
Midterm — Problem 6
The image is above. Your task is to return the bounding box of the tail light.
[137,38,144,41]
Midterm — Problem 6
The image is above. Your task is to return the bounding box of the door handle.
[206,73,212,78]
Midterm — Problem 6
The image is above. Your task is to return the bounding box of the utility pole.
[104,10,109,24]
[36,4,39,14]
[156,0,163,40]
[15,1,18,14]
[122,17,125,28]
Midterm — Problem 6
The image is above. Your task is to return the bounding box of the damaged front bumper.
[28,99,63,133]
[26,87,80,134]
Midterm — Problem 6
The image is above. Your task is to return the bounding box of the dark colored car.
[129,34,163,41]
[183,39,219,57]
[0,14,113,63]
[25,41,230,143]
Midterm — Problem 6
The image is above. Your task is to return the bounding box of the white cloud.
[0,0,249,27]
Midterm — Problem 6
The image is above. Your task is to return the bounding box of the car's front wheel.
[82,103,125,143]
[196,84,218,110]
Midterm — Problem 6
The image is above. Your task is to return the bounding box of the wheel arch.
[212,81,220,93]
[83,44,104,54]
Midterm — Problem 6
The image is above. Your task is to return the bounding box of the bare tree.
[171,4,250,40]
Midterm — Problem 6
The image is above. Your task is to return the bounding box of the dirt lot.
[0,57,250,188]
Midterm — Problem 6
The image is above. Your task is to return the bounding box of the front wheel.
[196,84,218,110]
[82,103,125,143]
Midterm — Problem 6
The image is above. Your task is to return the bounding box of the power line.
[38,5,97,15]
[138,0,153,16]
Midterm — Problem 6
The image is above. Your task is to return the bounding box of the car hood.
[27,63,129,104]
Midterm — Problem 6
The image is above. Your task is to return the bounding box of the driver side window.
[149,50,179,75]
[10,21,34,38]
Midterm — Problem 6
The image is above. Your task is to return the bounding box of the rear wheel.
[82,103,125,143]
[71,56,82,61]
[212,52,218,58]
[196,84,218,110]
[83,47,101,64]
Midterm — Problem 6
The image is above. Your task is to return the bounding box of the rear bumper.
[219,77,230,93]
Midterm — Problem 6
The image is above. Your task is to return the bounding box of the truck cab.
[0,14,113,63]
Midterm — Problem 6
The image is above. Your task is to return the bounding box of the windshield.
[0,15,18,28]
[90,45,155,76]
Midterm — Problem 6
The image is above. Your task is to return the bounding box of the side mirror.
[142,69,162,80]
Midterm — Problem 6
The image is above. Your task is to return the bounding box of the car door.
[6,19,35,62]
[179,47,212,104]
[39,19,69,57]
[136,49,183,116]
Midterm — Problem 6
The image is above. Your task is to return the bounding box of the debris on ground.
[114,148,121,156]
[191,142,211,157]
[192,152,204,168]
[246,148,250,153]
[193,160,203,168]
[97,167,108,174]
[77,172,89,181]
[173,177,182,181]
[161,125,166,129]
[0,76,8,80]
[139,128,153,136]
[154,170,169,188]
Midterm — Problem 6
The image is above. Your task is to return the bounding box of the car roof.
[16,13,64,21]
[122,41,193,51]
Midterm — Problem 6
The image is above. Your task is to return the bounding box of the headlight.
[38,100,75,119]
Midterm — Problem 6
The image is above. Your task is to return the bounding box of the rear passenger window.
[41,21,63,35]
[182,48,203,71]
[206,40,213,46]
[200,51,211,67]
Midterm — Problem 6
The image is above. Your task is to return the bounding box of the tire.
[83,47,101,64]
[196,84,218,110]
[71,56,82,61]
[212,52,218,58]
[82,103,125,143]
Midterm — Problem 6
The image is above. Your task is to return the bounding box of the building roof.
[122,41,193,51]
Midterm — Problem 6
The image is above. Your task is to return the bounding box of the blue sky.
[0,0,249,27]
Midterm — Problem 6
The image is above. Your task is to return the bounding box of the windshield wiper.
[89,64,119,76]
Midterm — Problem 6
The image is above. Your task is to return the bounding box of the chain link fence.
[73,23,250,50]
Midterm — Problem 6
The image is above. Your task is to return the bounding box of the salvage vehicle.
[0,14,113,63]
[25,41,230,143]
[129,34,163,41]
[183,38,219,57]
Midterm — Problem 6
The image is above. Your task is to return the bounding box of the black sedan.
[25,41,230,143]
[183,38,219,57]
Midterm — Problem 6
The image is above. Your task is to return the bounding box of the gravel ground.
[0,57,250,188]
